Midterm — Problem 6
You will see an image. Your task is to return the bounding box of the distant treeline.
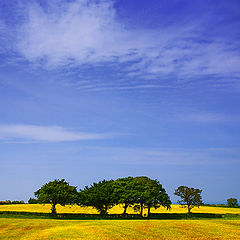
[203,203,240,208]
[0,200,25,205]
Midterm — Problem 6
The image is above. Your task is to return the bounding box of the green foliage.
[0,200,12,205]
[82,176,171,216]
[132,176,171,216]
[79,179,116,215]
[174,186,203,213]
[28,198,39,204]
[32,176,171,216]
[144,179,171,214]
[35,179,78,214]
[78,176,171,216]
[11,201,25,204]
[0,200,24,205]
[227,198,238,208]
[113,177,136,214]
[216,204,227,207]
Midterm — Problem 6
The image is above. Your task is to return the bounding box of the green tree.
[35,179,78,214]
[79,179,116,215]
[227,198,238,207]
[174,186,203,213]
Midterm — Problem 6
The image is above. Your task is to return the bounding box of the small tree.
[174,186,203,213]
[227,198,238,208]
[79,179,117,215]
[35,179,78,214]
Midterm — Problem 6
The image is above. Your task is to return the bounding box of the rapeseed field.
[1,203,240,215]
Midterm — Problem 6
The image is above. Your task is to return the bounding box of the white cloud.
[0,124,112,142]
[17,0,129,66]
[3,0,240,81]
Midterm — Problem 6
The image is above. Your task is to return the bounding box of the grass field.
[0,204,240,239]
[0,217,239,240]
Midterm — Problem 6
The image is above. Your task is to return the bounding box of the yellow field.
[0,203,240,215]
[0,218,239,240]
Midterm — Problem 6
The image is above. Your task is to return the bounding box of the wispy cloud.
[181,112,240,123]
[0,124,112,142]
[55,146,240,165]
[1,0,239,83]
[74,83,175,91]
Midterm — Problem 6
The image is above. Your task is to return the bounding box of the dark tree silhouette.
[174,186,203,213]
[227,198,238,207]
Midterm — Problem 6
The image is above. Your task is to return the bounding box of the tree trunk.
[100,205,108,215]
[187,204,191,213]
[123,203,129,215]
[51,203,57,214]
[147,205,151,216]
[140,203,143,217]
[100,208,106,215]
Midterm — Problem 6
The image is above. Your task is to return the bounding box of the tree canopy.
[33,176,171,216]
[35,179,78,214]
[132,176,171,216]
[113,176,136,214]
[79,179,117,215]
[78,176,171,216]
[227,198,238,208]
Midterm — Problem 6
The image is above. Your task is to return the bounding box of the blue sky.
[0,0,240,203]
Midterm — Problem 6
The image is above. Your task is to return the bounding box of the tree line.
[0,200,25,205]
[33,177,203,215]
[1,177,238,214]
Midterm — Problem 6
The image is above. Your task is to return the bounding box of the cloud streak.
[0,124,112,142]
[1,0,238,83]
[180,112,239,123]
[56,146,240,165]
